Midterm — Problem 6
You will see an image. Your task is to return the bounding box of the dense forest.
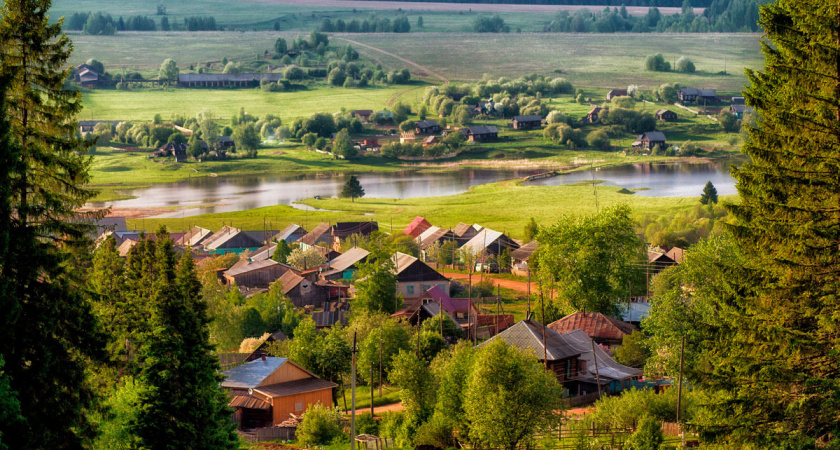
[357,0,737,6]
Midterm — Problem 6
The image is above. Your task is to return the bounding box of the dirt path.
[444,271,537,294]
[333,37,449,84]
[342,401,404,415]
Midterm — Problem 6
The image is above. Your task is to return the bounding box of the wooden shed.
[655,109,678,122]
[224,259,292,288]
[511,115,543,130]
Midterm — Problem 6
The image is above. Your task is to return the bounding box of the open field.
[132,177,736,240]
[341,32,763,89]
[79,83,418,121]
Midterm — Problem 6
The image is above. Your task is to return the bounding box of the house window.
[437,284,446,292]
[456,312,466,320]
[422,298,431,305]
[406,285,415,295]
[420,284,430,292]
[295,402,304,412]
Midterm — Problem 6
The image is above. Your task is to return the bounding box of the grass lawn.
[338,384,402,411]
[79,83,420,122]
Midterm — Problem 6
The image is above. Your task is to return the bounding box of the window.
[295,402,304,412]
[406,285,415,295]
[421,284,430,292]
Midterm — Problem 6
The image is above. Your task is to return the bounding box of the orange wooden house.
[221,356,337,429]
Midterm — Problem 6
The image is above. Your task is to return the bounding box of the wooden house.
[511,240,538,276]
[511,115,543,130]
[224,259,293,288]
[400,132,416,144]
[298,223,332,250]
[221,356,337,428]
[392,252,450,299]
[403,216,432,238]
[461,126,498,142]
[460,228,520,271]
[275,270,327,307]
[586,106,606,123]
[648,250,677,274]
[548,312,636,348]
[415,120,442,135]
[78,120,120,135]
[655,109,678,122]
[666,246,685,264]
[322,247,370,281]
[632,131,667,151]
[393,285,477,326]
[678,88,718,104]
[352,110,374,122]
[218,136,236,150]
[273,224,307,243]
[606,89,628,101]
[421,136,439,147]
[203,226,263,254]
[176,226,214,248]
[453,222,480,246]
[152,142,188,162]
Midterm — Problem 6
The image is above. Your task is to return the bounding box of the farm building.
[461,126,498,142]
[275,270,326,308]
[586,106,606,123]
[178,73,284,88]
[78,120,120,134]
[511,115,543,130]
[678,88,718,104]
[221,357,337,428]
[400,132,416,144]
[632,131,667,151]
[322,247,370,281]
[404,217,432,238]
[392,252,450,299]
[421,136,439,147]
[352,110,373,122]
[655,109,678,122]
[150,142,188,162]
[606,89,628,100]
[203,226,263,253]
[274,224,307,243]
[329,222,379,250]
[223,259,292,288]
[393,285,476,325]
[548,312,637,348]
[415,119,442,134]
[511,240,539,276]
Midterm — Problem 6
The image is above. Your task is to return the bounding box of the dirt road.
[444,272,537,294]
[342,401,404,415]
[333,37,449,84]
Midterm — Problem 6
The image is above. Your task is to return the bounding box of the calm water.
[91,160,740,219]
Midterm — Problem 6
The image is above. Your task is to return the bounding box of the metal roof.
[275,224,305,242]
[461,228,504,254]
[481,319,584,361]
[513,115,542,122]
[255,378,338,399]
[299,223,331,246]
[221,357,288,389]
[275,270,304,295]
[328,247,370,273]
[548,312,636,342]
[463,125,498,135]
[640,131,667,142]
[561,329,642,382]
[620,302,651,323]
[225,259,282,277]
[511,240,539,261]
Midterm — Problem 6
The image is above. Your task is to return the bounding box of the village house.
[666,246,685,264]
[632,131,667,151]
[415,119,442,135]
[298,223,332,251]
[274,224,307,243]
[223,259,293,288]
[511,240,538,276]
[417,226,458,263]
[329,222,379,251]
[76,66,100,87]
[393,285,476,327]
[548,312,637,348]
[729,103,754,118]
[392,252,450,300]
[461,126,498,142]
[221,356,337,429]
[322,247,370,281]
[242,329,288,363]
[78,120,120,135]
[655,109,678,122]
[176,226,214,248]
[404,217,432,238]
[421,136,439,147]
[453,222,481,246]
[150,142,188,162]
[648,250,678,274]
[352,110,374,122]
[274,270,327,308]
[586,106,606,123]
[606,89,628,101]
[460,228,521,271]
[203,226,264,254]
[400,132,416,144]
[678,88,718,104]
[511,115,543,130]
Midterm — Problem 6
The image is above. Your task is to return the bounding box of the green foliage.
[271,239,292,264]
[586,128,611,150]
[340,175,365,200]
[675,56,696,73]
[543,122,585,148]
[473,14,510,33]
[158,58,178,81]
[657,84,678,103]
[297,403,344,446]
[421,313,463,342]
[356,412,379,436]
[281,319,350,385]
[624,414,664,450]
[523,217,539,241]
[699,181,719,205]
[92,377,146,450]
[333,128,356,159]
[231,123,261,157]
[589,387,691,430]
[644,53,670,72]
[390,350,436,423]
[0,356,22,450]
[431,341,476,442]
[464,340,563,450]
[611,95,636,109]
[352,253,397,314]
[613,331,650,369]
[717,110,739,132]
[639,203,726,249]
[356,317,411,385]
[274,37,287,55]
[537,205,646,316]
[286,246,327,270]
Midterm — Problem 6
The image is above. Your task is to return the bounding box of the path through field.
[333,37,449,84]
[443,272,537,294]
[246,0,696,16]
[342,401,405,415]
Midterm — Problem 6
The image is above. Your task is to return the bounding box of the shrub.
[644,53,670,72]
[297,403,344,446]
[611,95,635,109]
[624,414,664,450]
[675,56,696,73]
[546,110,567,124]
[238,333,269,353]
[586,129,611,150]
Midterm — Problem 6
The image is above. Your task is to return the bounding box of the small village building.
[77,68,100,87]
[655,109,678,122]
[453,222,481,246]
[678,88,718,104]
[322,247,370,281]
[176,226,214,248]
[329,222,379,251]
[392,252,450,299]
[224,259,292,288]
[461,126,498,142]
[421,136,439,147]
[203,226,263,254]
[587,106,606,123]
[151,142,188,162]
[415,119,442,135]
[178,73,284,88]
[460,228,521,271]
[511,115,543,130]
[352,110,374,122]
[275,270,326,307]
[298,223,332,250]
[218,136,236,151]
[548,312,637,348]
[666,246,685,264]
[274,224,307,243]
[221,357,337,429]
[393,285,477,327]
[417,226,456,250]
[511,240,539,276]
[403,216,432,238]
[632,131,667,151]
[400,132,416,144]
[606,89,628,101]
[78,120,120,135]
[648,250,677,274]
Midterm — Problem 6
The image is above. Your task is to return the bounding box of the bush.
[297,403,344,446]
[675,56,696,73]
[356,412,379,435]
[611,95,635,109]
[414,415,457,448]
[624,414,664,450]
[546,110,567,124]
[644,53,670,72]
[586,129,611,150]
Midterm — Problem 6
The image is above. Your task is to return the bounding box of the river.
[90,159,740,219]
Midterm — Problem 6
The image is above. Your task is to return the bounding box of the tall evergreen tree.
[341,175,365,202]
[0,0,106,446]
[699,180,718,204]
[705,0,840,445]
[132,230,238,449]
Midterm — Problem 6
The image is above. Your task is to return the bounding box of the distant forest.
[358,0,732,6]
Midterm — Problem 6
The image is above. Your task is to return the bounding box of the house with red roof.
[403,216,432,238]
[548,311,636,347]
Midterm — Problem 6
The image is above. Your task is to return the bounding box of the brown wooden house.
[461,126,498,142]
[606,89,628,101]
[221,356,337,429]
[415,119,442,135]
[224,259,293,288]
[633,131,667,151]
[655,109,678,122]
[587,106,606,123]
[392,252,450,299]
[511,115,542,130]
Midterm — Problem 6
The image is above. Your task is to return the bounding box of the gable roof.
[275,270,305,295]
[299,223,331,247]
[415,119,440,129]
[249,243,277,262]
[419,227,455,250]
[561,329,642,382]
[221,357,288,389]
[203,226,261,250]
[548,312,636,342]
[177,226,213,247]
[404,216,432,237]
[453,222,479,238]
[461,228,518,255]
[513,115,542,122]
[640,131,667,142]
[255,378,338,399]
[391,252,447,283]
[511,240,539,261]
[328,247,370,273]
[481,319,584,361]
[274,224,306,242]
[655,109,676,116]
[666,246,685,263]
[463,125,498,135]
[224,259,285,278]
[331,221,378,239]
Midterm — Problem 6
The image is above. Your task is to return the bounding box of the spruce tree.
[0,0,106,446]
[699,180,718,204]
[341,175,365,202]
[133,230,238,449]
[708,0,840,445]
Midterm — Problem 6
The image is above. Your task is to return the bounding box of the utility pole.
[378,327,383,398]
[591,339,602,399]
[370,362,374,417]
[540,291,547,370]
[527,268,531,318]
[350,331,357,450]
[677,335,685,423]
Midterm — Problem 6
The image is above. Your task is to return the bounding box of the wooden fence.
[563,391,602,408]
[238,427,296,443]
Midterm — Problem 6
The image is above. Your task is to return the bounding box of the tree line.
[318,15,411,33]
[64,11,217,34]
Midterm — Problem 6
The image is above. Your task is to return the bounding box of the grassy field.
[79,82,419,121]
